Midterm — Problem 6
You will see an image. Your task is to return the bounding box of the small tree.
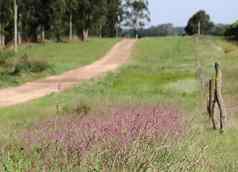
[185,10,213,35]
[123,0,150,38]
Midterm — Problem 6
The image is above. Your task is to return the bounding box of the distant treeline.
[138,24,185,37]
[225,21,238,40]
[122,23,232,38]
[123,10,238,39]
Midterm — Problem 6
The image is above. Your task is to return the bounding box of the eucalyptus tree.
[14,0,17,51]
[102,0,123,37]
[17,0,48,42]
[64,0,79,40]
[76,0,107,41]
[0,0,13,45]
[123,0,150,38]
[48,0,66,41]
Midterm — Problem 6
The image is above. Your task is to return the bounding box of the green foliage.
[102,0,123,37]
[123,0,150,37]
[225,21,238,39]
[185,10,214,35]
[10,54,50,74]
[0,51,15,62]
[1,37,238,171]
[210,24,229,36]
[0,38,118,87]
[138,23,181,37]
[0,0,126,42]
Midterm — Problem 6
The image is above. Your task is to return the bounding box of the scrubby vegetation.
[0,37,238,171]
[0,38,118,87]
[0,51,51,86]
[225,21,238,40]
[0,106,180,171]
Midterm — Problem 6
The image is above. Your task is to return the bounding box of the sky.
[148,0,238,27]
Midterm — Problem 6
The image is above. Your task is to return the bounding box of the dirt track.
[0,39,136,107]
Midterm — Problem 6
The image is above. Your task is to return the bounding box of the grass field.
[0,36,238,171]
[0,38,118,87]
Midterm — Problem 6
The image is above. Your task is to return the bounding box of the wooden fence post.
[207,79,216,129]
[214,62,226,133]
[207,62,227,133]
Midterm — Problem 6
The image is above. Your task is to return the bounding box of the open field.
[0,38,118,88]
[0,39,136,107]
[0,37,238,171]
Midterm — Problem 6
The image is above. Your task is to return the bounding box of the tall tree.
[185,10,214,35]
[123,0,150,38]
[0,0,13,45]
[65,0,78,40]
[14,0,18,52]
[76,0,107,41]
[0,0,132,43]
[102,0,122,37]
[49,0,66,42]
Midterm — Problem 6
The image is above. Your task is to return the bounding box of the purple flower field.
[23,105,184,156]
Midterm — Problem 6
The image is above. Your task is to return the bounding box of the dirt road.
[0,39,136,107]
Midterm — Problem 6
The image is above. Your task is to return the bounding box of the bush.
[10,54,50,75]
[225,21,238,40]
[0,51,15,65]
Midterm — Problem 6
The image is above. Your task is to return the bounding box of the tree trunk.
[82,29,88,41]
[0,23,2,47]
[116,23,119,38]
[2,35,5,47]
[69,13,73,41]
[18,31,22,45]
[18,16,22,45]
[14,0,18,52]
[198,21,201,35]
[41,26,45,42]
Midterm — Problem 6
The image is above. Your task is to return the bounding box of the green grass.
[1,36,238,171]
[0,38,118,87]
[0,37,199,132]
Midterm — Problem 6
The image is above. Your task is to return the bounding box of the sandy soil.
[0,39,136,107]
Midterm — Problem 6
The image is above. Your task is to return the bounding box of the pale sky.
[148,0,238,26]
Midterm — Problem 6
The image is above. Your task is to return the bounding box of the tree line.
[133,24,184,37]
[136,10,236,39]
[0,0,150,47]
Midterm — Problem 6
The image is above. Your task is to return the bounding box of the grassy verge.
[0,38,118,87]
[0,37,199,133]
[1,36,238,171]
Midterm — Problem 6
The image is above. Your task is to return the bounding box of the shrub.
[0,51,14,65]
[225,21,238,40]
[10,54,50,75]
